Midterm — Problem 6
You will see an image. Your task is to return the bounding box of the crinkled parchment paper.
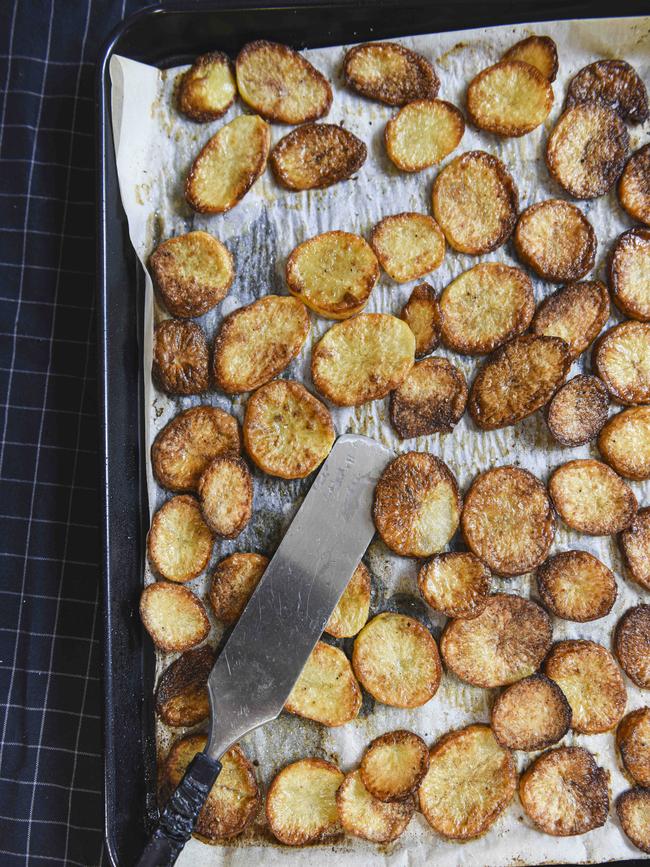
[109,15,650,866]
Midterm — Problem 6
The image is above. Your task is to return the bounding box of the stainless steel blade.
[205,433,390,759]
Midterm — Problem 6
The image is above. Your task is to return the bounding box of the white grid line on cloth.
[0,296,99,310]
[0,590,98,605]
[0,262,95,276]
[0,850,99,866]
[0,366,99,381]
[2,123,94,138]
[0,666,100,682]
[0,777,101,795]
[3,158,94,171]
[1,743,102,758]
[3,705,100,720]
[0,629,99,645]
[0,331,94,345]
[0,481,97,493]
[0,515,98,529]
[0,817,104,833]
[9,89,95,102]
[2,440,96,454]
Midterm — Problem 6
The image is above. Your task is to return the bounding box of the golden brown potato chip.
[140,582,210,653]
[619,145,650,226]
[385,99,464,172]
[235,40,331,123]
[594,321,650,405]
[617,707,650,787]
[467,60,553,137]
[209,552,268,625]
[400,283,441,357]
[609,228,650,321]
[177,52,237,123]
[311,313,414,406]
[617,788,650,854]
[544,639,627,734]
[565,59,649,123]
[546,375,609,447]
[285,640,362,727]
[418,552,490,620]
[148,494,214,583]
[619,507,650,591]
[502,35,558,81]
[212,295,310,394]
[491,674,572,752]
[266,758,343,846]
[614,605,650,690]
[198,456,252,539]
[514,200,597,283]
[155,645,214,727]
[440,594,552,688]
[432,150,518,255]
[152,320,209,396]
[440,263,534,355]
[419,724,516,840]
[324,562,371,639]
[343,41,439,106]
[270,123,366,191]
[352,612,441,708]
[536,550,617,622]
[549,458,637,535]
[336,770,414,842]
[532,281,608,360]
[360,730,429,802]
[186,114,270,214]
[389,357,467,438]
[598,406,650,480]
[369,212,446,284]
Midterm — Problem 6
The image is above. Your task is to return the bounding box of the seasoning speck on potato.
[270,123,366,191]
[147,494,214,583]
[614,604,650,690]
[325,562,371,639]
[531,281,609,360]
[549,458,637,535]
[502,34,558,81]
[198,455,253,539]
[370,212,445,283]
[343,41,439,106]
[360,730,429,802]
[467,60,553,137]
[594,321,650,405]
[609,227,650,320]
[418,551,491,620]
[536,550,617,622]
[152,319,210,396]
[491,674,572,752]
[619,507,650,591]
[617,788,650,854]
[155,644,214,727]
[385,99,464,171]
[390,356,467,438]
[285,640,362,727]
[619,145,650,226]
[336,770,414,843]
[140,582,210,653]
[266,758,343,846]
[565,59,649,123]
[617,707,650,787]
[209,552,268,625]
[177,52,237,123]
[514,200,596,283]
[546,375,609,447]
[598,406,650,480]
[400,283,441,357]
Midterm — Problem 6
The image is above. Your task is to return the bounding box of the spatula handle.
[136,752,222,867]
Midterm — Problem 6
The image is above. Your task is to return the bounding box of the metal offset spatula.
[137,433,390,866]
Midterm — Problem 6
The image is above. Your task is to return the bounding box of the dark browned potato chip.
[614,605,650,689]
[152,320,209,396]
[619,145,650,226]
[140,582,210,653]
[147,494,214,583]
[418,551,491,619]
[617,707,650,787]
[619,507,650,591]
[514,200,596,283]
[360,730,429,802]
[336,770,414,842]
[536,550,617,622]
[549,459,637,535]
[466,60,553,137]
[266,758,343,846]
[400,283,441,357]
[155,644,214,727]
[209,552,268,625]
[598,406,650,480]
[343,41,439,106]
[565,59,649,124]
[546,375,609,447]
[491,674,572,751]
[531,281,609,359]
[502,35,558,81]
[198,455,253,539]
[177,52,237,123]
[617,788,650,854]
[385,99,464,172]
[390,357,467,438]
[594,321,650,405]
[609,228,650,321]
[270,123,366,191]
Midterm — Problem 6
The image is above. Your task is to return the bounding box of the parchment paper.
[109,15,650,866]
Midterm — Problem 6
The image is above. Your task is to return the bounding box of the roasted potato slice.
[177,52,237,123]
[536,550,617,622]
[266,758,344,846]
[155,644,214,727]
[147,494,214,583]
[594,321,650,405]
[502,35,558,81]
[619,145,650,226]
[549,458,637,535]
[390,357,467,438]
[546,375,609,447]
[152,320,209,396]
[467,60,553,137]
[610,228,650,321]
[385,99,464,172]
[324,562,371,639]
[439,263,534,355]
[619,507,650,591]
[544,639,627,733]
[286,231,379,320]
[598,406,650,480]
[140,582,210,653]
[312,313,414,406]
[360,730,429,802]
[161,736,259,841]
[285,640,361,727]
[235,41,331,124]
[270,123,366,191]
[440,594,552,688]
[491,674,572,751]
[186,114,270,213]
[370,212,445,283]
[514,200,597,283]
[614,605,650,689]
[418,552,491,620]
[617,707,650,787]
[212,295,310,394]
[432,150,518,255]
[565,59,648,124]
[546,103,629,199]
[617,788,650,854]
[209,552,268,625]
[352,612,441,708]
[461,466,555,577]
[519,746,608,836]
[198,456,252,539]
[419,724,516,840]
[337,770,414,842]
[373,451,461,558]
[343,41,439,106]
[400,283,441,357]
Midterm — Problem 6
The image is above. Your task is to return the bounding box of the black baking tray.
[97,2,646,865]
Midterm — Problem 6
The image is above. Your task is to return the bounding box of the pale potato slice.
[325,562,371,639]
[352,612,441,708]
[491,674,572,751]
[235,41,331,123]
[419,724,516,840]
[286,231,379,319]
[440,594,552,688]
[594,321,650,405]
[619,507,650,591]
[617,707,650,787]
[185,114,270,213]
[514,200,597,283]
[519,746,608,836]
[212,295,310,394]
[544,639,627,734]
[140,582,210,653]
[502,35,558,81]
[532,279,609,357]
[370,212,445,283]
[432,150,518,255]
[565,59,648,123]
[209,552,268,625]
[546,103,629,199]
[546,375,609,447]
[385,99,464,171]
[270,124,366,191]
[151,406,241,494]
[155,645,214,727]
[148,494,214,582]
[598,406,650,480]
[418,552,491,620]
[467,60,553,137]
[177,52,237,123]
[390,357,467,438]
[536,550,617,622]
[198,456,253,538]
[617,788,650,854]
[461,466,555,576]
[336,770,414,842]
[619,145,650,226]
[614,605,650,689]
[266,758,344,846]
[285,640,361,727]
[153,320,209,396]
[360,730,429,802]
[312,313,414,406]
[343,41,439,106]
[609,228,650,320]
[400,283,441,357]
[373,451,461,558]
[549,459,637,535]
[439,263,534,355]
[469,335,570,431]
[161,736,259,841]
